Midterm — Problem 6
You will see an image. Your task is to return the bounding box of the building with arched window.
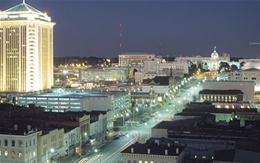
[0,126,38,163]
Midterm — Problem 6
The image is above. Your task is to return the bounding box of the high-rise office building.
[0,1,55,92]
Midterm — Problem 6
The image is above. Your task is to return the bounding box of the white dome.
[211,46,219,59]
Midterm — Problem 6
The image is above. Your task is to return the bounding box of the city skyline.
[1,0,260,58]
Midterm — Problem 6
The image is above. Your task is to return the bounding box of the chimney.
[14,124,18,130]
[147,148,150,154]
[131,148,134,153]
[176,148,179,154]
[165,149,168,155]
[27,125,31,131]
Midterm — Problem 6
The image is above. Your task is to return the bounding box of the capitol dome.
[211,46,219,59]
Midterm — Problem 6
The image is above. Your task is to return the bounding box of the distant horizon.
[1,0,260,58]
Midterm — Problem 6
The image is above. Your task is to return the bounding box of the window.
[128,160,131,163]
[5,150,8,158]
[19,140,23,147]
[25,152,28,160]
[11,151,15,158]
[12,140,15,147]
[19,152,23,159]
[5,140,8,146]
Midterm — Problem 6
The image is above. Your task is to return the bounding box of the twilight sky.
[1,0,260,58]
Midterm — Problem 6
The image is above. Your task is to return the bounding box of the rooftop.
[199,89,244,95]
[3,2,43,14]
[121,142,184,156]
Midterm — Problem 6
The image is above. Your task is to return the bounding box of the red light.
[120,24,122,27]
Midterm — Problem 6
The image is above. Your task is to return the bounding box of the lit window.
[194,155,197,158]
[11,151,15,158]
[202,156,206,159]
[19,152,23,159]
[5,150,8,158]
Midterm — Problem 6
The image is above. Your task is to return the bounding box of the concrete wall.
[203,81,254,102]
[151,128,168,138]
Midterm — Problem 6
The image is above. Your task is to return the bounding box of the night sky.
[1,0,260,58]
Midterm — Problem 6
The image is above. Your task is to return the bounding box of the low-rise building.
[203,81,254,102]
[199,89,244,102]
[121,142,185,163]
[0,126,39,163]
[37,128,65,163]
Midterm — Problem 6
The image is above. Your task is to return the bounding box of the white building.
[37,128,65,163]
[203,81,255,102]
[79,67,128,83]
[64,127,80,156]
[0,127,39,163]
[175,46,230,71]
[17,91,130,130]
[121,142,185,163]
[228,61,260,92]
[118,52,156,67]
[0,2,55,92]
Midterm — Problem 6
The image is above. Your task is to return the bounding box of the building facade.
[175,46,230,71]
[0,127,38,163]
[37,128,65,163]
[203,81,255,102]
[0,2,55,92]
[118,52,156,67]
[79,67,128,83]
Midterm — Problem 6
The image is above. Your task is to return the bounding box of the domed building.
[211,46,219,60]
[209,46,220,71]
[175,46,230,71]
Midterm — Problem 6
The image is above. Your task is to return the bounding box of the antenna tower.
[119,24,123,54]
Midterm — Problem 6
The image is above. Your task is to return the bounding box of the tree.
[230,64,238,71]
[218,62,230,72]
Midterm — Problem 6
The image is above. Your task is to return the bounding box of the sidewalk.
[58,131,118,163]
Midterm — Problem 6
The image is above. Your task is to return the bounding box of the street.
[77,77,203,163]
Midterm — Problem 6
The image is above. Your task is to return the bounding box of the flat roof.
[121,142,185,156]
[19,91,128,98]
[199,89,244,95]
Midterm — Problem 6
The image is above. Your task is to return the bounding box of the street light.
[45,148,54,163]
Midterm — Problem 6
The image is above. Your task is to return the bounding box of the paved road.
[75,77,203,163]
